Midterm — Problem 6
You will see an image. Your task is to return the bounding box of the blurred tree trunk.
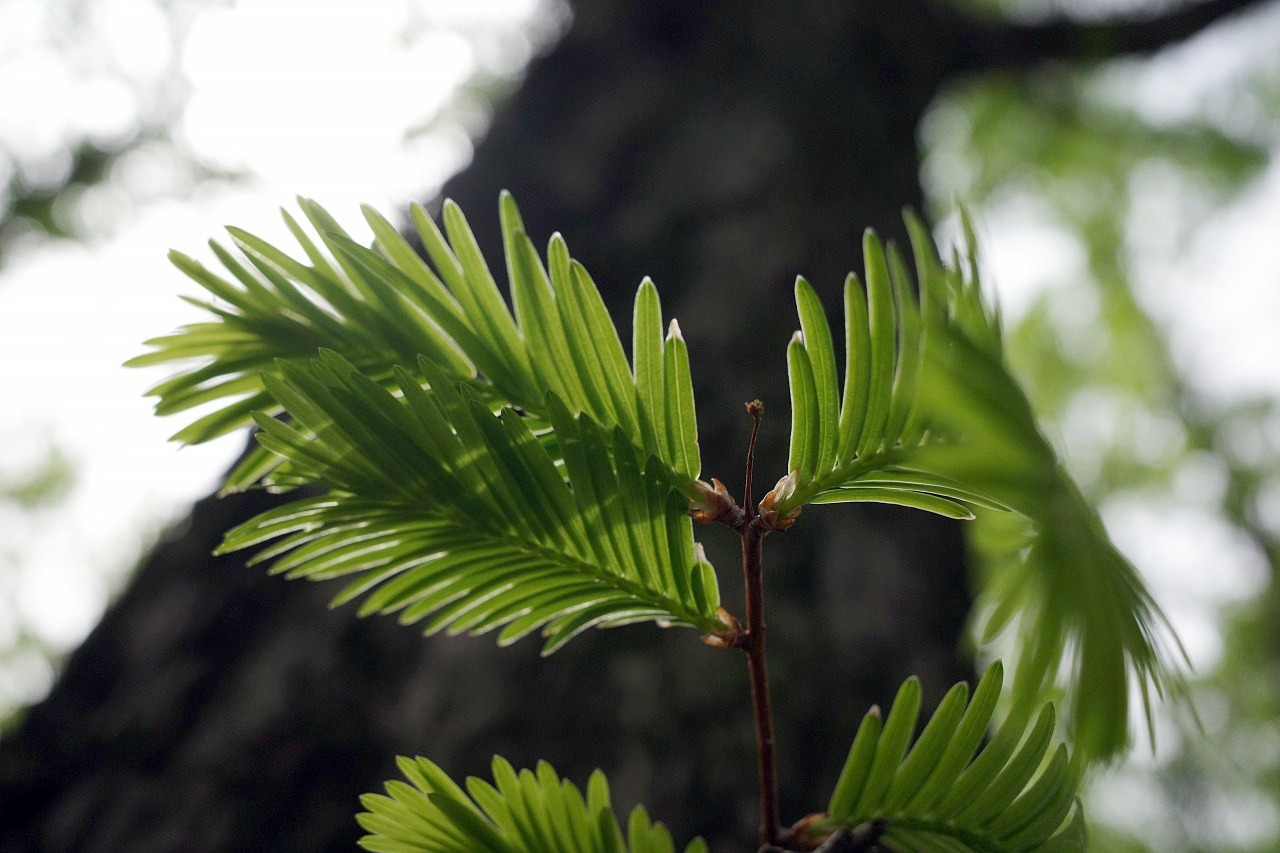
[0,0,1256,849]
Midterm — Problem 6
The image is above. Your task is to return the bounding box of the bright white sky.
[1,2,1279,841]
[0,0,553,708]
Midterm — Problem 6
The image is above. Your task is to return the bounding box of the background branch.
[951,0,1272,72]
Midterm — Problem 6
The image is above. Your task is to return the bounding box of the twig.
[954,0,1270,71]
[742,519,778,847]
[738,400,779,846]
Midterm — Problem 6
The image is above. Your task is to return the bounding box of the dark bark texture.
[0,0,1261,850]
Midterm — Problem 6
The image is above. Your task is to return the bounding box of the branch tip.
[744,400,765,518]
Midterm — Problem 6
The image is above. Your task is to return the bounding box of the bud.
[780,812,831,850]
[688,477,738,524]
[701,606,743,650]
[714,606,741,635]
[758,470,802,531]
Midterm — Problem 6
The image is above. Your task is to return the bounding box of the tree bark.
[0,0,1252,850]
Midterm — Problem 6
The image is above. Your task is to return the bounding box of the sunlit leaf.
[770,210,1002,517]
[216,351,723,654]
[131,194,701,494]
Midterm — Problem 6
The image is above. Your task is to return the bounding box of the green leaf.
[808,487,975,520]
[881,680,971,811]
[837,272,872,462]
[570,262,642,440]
[357,756,704,853]
[501,202,585,407]
[795,276,839,472]
[217,352,722,654]
[771,213,1008,518]
[663,320,700,479]
[885,244,923,445]
[439,199,530,378]
[822,664,1085,852]
[363,204,468,325]
[850,676,921,818]
[632,278,667,458]
[909,662,1004,814]
[815,468,1011,513]
[859,230,897,459]
[786,332,820,478]
[826,706,882,822]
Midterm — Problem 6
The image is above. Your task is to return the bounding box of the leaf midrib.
[372,498,715,632]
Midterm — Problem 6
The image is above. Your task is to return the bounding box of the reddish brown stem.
[732,399,780,847]
[742,519,778,848]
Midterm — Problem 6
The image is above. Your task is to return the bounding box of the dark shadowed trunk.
[0,0,1260,849]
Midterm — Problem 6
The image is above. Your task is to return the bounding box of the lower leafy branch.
[357,755,710,853]
[788,663,1085,852]
[356,664,1086,853]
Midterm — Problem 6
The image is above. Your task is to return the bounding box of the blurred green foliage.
[923,22,1280,850]
[0,447,75,731]
[0,447,73,510]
